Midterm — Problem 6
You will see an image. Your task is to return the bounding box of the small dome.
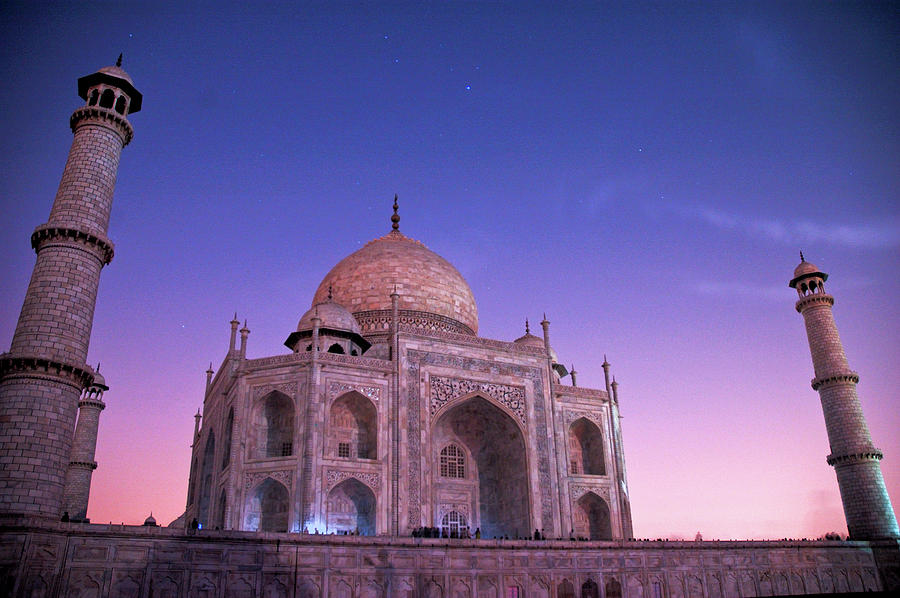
[513,332,544,349]
[793,260,820,279]
[97,65,135,87]
[298,299,361,334]
[142,513,157,526]
[90,369,107,390]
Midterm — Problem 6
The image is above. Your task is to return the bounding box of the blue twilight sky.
[1,1,897,537]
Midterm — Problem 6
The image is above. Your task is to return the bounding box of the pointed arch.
[329,391,377,459]
[217,488,227,529]
[250,391,294,459]
[568,417,605,475]
[431,389,527,436]
[581,579,600,598]
[326,477,376,535]
[100,88,115,108]
[197,432,215,527]
[243,477,289,532]
[432,394,529,539]
[572,491,611,540]
[604,578,622,598]
[557,580,575,598]
[221,407,234,469]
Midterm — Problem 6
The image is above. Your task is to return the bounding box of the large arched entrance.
[573,492,611,540]
[326,478,376,535]
[328,391,377,460]
[249,391,294,459]
[243,478,290,532]
[433,395,529,538]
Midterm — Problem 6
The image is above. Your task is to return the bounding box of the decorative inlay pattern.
[252,382,297,400]
[563,410,604,428]
[430,376,526,424]
[570,483,610,501]
[328,381,381,403]
[244,470,291,490]
[325,469,381,491]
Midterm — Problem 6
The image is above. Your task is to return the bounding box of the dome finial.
[800,250,805,263]
[116,53,123,67]
[391,194,400,231]
[525,318,530,334]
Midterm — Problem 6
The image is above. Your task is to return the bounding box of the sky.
[1,1,897,540]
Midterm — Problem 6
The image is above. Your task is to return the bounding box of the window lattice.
[338,442,351,458]
[281,442,292,457]
[440,444,465,478]
[441,510,468,536]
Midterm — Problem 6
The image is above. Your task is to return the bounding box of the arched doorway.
[568,418,605,475]
[573,492,611,540]
[433,395,529,539]
[329,392,377,459]
[326,478,376,535]
[244,478,290,532]
[604,578,622,598]
[581,579,599,598]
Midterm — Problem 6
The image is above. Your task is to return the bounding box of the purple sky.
[1,2,897,539]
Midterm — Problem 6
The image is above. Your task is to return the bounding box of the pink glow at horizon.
[1,2,897,539]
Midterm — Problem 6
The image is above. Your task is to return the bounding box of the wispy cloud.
[695,207,900,249]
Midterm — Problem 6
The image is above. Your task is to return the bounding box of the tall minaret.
[0,58,141,518]
[63,368,108,521]
[790,255,899,539]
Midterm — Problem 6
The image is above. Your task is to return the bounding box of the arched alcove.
[243,478,290,532]
[197,432,215,527]
[250,391,294,459]
[568,417,605,475]
[329,392,377,459]
[326,478,376,535]
[604,578,622,598]
[187,457,197,505]
[99,88,114,109]
[581,579,599,598]
[557,580,575,598]
[221,408,233,469]
[573,492,612,540]
[114,95,127,114]
[217,488,227,529]
[433,395,529,538]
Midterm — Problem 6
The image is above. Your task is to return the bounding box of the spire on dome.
[525,318,530,334]
[391,194,400,231]
[800,250,805,263]
[116,53,123,67]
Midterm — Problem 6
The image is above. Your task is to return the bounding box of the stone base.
[1,517,897,597]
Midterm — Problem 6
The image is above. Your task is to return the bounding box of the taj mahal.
[0,60,898,598]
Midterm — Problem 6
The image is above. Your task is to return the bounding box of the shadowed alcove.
[433,395,529,538]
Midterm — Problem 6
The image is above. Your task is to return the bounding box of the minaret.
[63,367,108,521]
[790,255,899,539]
[0,58,141,518]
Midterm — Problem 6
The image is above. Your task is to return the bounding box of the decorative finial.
[96,362,101,373]
[391,194,400,231]
[116,53,123,67]
[800,250,805,263]
[525,318,530,334]
[328,285,333,300]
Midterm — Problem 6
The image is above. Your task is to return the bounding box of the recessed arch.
[249,391,294,459]
[557,579,575,598]
[604,578,622,598]
[568,417,605,475]
[582,579,600,598]
[328,391,377,459]
[243,477,289,532]
[221,407,233,469]
[432,394,529,538]
[114,94,127,114]
[197,432,215,527]
[326,478,375,535]
[99,88,114,109]
[217,488,227,529]
[431,389,527,437]
[327,342,345,354]
[573,491,611,540]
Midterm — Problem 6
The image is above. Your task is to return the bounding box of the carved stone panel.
[325,468,382,491]
[244,470,292,490]
[328,380,382,403]
[430,376,527,424]
[252,382,297,400]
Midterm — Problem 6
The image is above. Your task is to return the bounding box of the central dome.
[312,229,478,335]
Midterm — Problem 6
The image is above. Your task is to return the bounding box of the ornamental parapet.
[68,460,98,471]
[70,106,134,145]
[0,353,94,390]
[396,324,548,356]
[244,350,392,372]
[811,372,859,390]
[78,398,106,410]
[827,449,883,466]
[356,309,475,337]
[31,224,115,264]
[553,384,607,401]
[795,293,834,312]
